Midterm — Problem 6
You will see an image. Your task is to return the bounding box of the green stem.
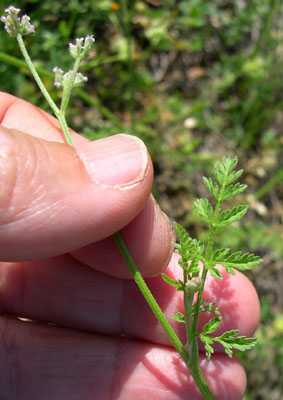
[191,266,208,338]
[0,51,125,131]
[113,232,188,362]
[191,185,224,337]
[57,114,74,146]
[16,34,74,146]
[189,357,215,400]
[61,57,81,114]
[113,232,215,399]
[16,34,60,117]
[184,287,194,349]
[188,183,227,399]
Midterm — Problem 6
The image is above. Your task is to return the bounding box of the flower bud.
[187,277,201,293]
[1,6,34,37]
[53,67,88,88]
[69,35,95,59]
[53,66,64,88]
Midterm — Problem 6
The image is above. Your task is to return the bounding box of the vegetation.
[1,1,282,398]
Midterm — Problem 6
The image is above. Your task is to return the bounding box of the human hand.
[0,92,260,399]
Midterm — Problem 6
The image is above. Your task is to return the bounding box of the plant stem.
[189,357,215,400]
[57,113,75,146]
[191,267,208,338]
[0,51,125,131]
[191,183,224,337]
[113,232,188,362]
[184,184,227,399]
[113,232,215,399]
[16,34,60,117]
[16,34,74,146]
[61,57,81,114]
[184,287,194,350]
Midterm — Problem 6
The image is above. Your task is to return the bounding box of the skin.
[0,92,260,400]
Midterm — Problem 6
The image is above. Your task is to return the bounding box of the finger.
[71,194,175,278]
[0,93,174,277]
[0,124,155,262]
[0,253,260,348]
[0,317,246,400]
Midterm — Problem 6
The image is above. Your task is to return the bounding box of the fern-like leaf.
[217,205,248,226]
[194,198,213,224]
[203,177,219,199]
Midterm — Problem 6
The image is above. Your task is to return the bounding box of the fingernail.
[77,134,149,188]
[150,194,176,276]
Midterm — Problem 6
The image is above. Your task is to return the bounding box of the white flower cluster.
[69,35,95,60]
[53,67,88,88]
[1,6,34,37]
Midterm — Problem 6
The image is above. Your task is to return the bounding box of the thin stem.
[113,232,188,363]
[16,34,74,146]
[189,358,215,400]
[184,287,194,348]
[61,57,81,114]
[57,114,75,147]
[191,266,208,337]
[114,232,215,399]
[16,34,60,117]
[191,188,223,337]
[184,287,196,373]
[0,51,125,131]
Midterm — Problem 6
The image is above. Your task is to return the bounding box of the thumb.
[0,127,152,261]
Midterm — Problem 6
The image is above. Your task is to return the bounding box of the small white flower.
[1,6,35,37]
[53,66,88,88]
[69,35,95,59]
[53,66,64,88]
[73,72,88,86]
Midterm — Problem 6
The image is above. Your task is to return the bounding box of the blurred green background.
[0,1,282,398]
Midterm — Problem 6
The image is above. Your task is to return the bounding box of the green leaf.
[208,264,223,279]
[193,299,220,317]
[174,222,195,262]
[217,205,249,226]
[194,198,213,224]
[212,247,230,261]
[225,169,244,185]
[174,222,190,249]
[161,273,184,290]
[220,251,262,271]
[174,223,204,273]
[202,316,222,335]
[213,156,236,184]
[214,330,257,358]
[213,156,244,186]
[211,248,233,273]
[221,156,238,175]
[199,334,214,359]
[203,177,219,199]
[222,183,247,200]
[171,312,185,323]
